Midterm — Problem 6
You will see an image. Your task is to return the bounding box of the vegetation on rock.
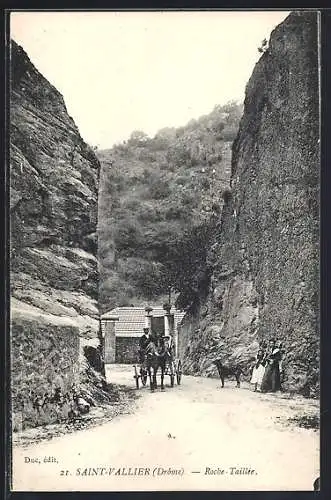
[97,102,242,312]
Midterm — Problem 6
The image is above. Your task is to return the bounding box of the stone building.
[100,306,185,364]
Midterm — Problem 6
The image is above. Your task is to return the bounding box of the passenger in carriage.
[161,335,175,358]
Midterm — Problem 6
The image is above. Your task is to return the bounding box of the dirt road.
[12,365,319,491]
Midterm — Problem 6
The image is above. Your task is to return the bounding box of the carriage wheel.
[134,366,140,389]
[176,360,182,385]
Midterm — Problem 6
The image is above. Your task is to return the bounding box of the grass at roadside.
[287,413,319,430]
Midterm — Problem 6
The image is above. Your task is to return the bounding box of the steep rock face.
[180,12,319,397]
[10,41,101,427]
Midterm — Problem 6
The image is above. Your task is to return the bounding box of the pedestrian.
[261,339,282,392]
[277,341,285,388]
[250,348,266,392]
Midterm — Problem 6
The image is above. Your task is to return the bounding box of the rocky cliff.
[180,12,319,397]
[10,41,102,429]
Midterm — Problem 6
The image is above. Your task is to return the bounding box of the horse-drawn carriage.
[133,332,182,391]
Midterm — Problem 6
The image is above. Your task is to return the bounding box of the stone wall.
[115,337,140,364]
[11,307,80,430]
[104,321,116,363]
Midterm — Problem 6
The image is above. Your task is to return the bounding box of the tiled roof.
[101,306,186,338]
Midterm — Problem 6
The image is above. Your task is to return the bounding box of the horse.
[145,338,172,392]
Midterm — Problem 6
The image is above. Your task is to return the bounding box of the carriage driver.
[138,327,151,363]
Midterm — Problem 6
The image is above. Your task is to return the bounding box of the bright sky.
[10,11,290,149]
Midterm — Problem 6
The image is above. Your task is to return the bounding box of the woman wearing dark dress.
[269,343,282,392]
[261,339,282,393]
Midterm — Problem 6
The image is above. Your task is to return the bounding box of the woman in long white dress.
[250,349,266,392]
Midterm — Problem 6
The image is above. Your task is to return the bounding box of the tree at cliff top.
[97,101,242,312]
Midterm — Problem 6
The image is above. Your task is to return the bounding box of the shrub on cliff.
[163,220,215,310]
[98,101,242,311]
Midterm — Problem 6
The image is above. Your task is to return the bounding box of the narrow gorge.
[10,11,320,438]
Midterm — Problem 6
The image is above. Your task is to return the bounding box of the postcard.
[9,9,320,492]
